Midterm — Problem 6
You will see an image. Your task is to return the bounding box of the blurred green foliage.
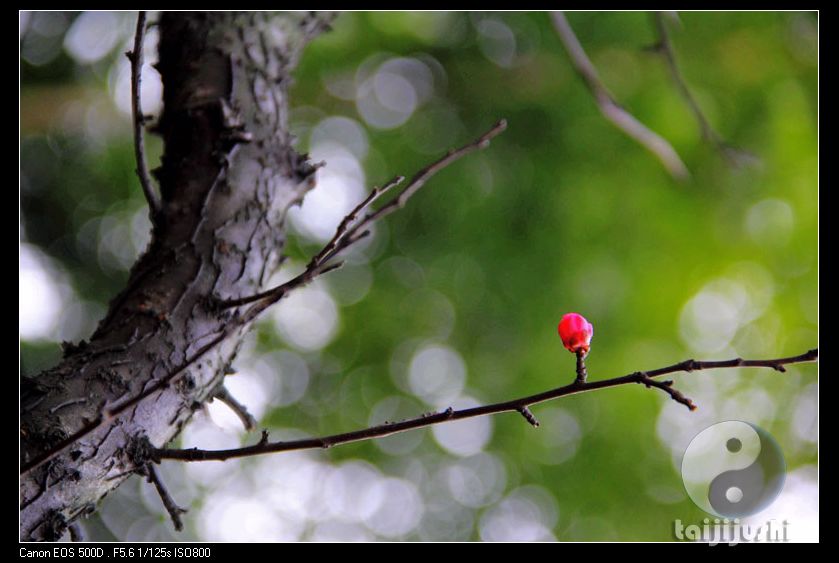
[20,11,817,541]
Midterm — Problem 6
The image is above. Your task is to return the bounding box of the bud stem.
[576,350,588,384]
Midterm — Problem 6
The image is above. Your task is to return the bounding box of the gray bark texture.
[20,12,332,541]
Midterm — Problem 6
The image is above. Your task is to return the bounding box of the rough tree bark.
[20,12,332,541]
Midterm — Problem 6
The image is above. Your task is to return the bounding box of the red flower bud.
[558,313,593,355]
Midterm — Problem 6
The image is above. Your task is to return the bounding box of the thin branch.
[308,174,405,269]
[215,119,508,311]
[127,11,161,219]
[19,120,508,477]
[349,120,507,237]
[551,12,690,180]
[213,387,257,431]
[143,463,187,531]
[153,349,817,463]
[652,12,759,168]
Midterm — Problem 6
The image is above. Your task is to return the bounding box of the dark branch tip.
[517,406,541,428]
[145,463,188,532]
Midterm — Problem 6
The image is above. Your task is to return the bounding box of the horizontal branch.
[153,349,818,463]
[551,11,689,180]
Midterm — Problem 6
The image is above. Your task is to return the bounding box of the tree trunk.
[20,11,331,541]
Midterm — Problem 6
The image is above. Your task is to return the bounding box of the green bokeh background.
[20,11,818,541]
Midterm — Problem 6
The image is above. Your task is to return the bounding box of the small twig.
[127,11,161,219]
[575,350,588,384]
[517,406,540,427]
[213,387,257,431]
[652,12,759,168]
[153,349,817,463]
[258,429,270,446]
[350,122,506,232]
[68,522,84,542]
[144,463,187,532]
[636,374,696,411]
[551,12,689,180]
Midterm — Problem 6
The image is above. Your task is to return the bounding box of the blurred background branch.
[552,11,690,180]
[651,12,761,169]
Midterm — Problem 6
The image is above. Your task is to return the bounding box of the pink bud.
[558,313,593,355]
